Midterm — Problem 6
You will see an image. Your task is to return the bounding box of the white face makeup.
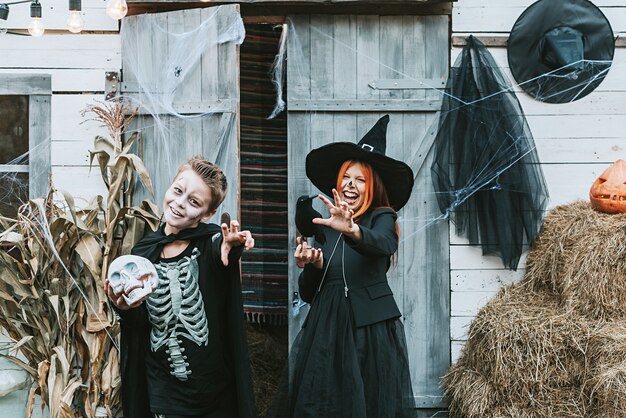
[162,169,214,235]
[108,255,159,305]
[340,162,367,212]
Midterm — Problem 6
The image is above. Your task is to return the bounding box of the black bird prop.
[295,194,326,245]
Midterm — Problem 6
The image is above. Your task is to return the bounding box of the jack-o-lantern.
[590,159,626,214]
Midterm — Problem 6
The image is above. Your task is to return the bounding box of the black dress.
[272,208,415,418]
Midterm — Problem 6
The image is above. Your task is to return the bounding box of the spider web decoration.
[507,0,615,104]
[431,36,549,270]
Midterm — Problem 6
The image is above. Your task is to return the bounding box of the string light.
[28,0,44,37]
[105,0,127,20]
[67,0,84,33]
[2,0,126,36]
[0,4,8,35]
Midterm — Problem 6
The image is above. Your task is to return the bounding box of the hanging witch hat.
[507,0,615,103]
[305,115,414,211]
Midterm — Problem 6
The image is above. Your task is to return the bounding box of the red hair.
[336,160,399,239]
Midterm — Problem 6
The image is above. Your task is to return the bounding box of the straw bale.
[524,201,626,319]
[444,284,591,417]
[463,286,589,389]
[586,322,626,416]
[247,323,287,418]
[443,362,497,418]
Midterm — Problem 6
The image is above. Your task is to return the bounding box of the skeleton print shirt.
[144,236,236,415]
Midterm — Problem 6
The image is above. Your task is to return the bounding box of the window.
[0,75,51,220]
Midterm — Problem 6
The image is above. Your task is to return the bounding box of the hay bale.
[524,201,626,319]
[444,285,591,417]
[246,323,287,418]
[443,361,497,418]
[587,322,626,416]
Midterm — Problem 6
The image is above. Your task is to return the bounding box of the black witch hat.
[507,0,615,103]
[305,115,414,211]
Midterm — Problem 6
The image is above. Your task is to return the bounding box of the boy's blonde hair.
[175,156,227,212]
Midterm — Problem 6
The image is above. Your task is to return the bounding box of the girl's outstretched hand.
[295,236,323,269]
[312,189,361,241]
[220,219,254,266]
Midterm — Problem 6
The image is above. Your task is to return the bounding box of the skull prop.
[590,159,626,214]
[107,255,159,305]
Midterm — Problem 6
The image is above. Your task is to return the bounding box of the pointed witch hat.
[507,0,615,103]
[305,115,414,211]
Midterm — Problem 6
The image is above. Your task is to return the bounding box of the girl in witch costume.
[105,156,257,418]
[272,115,415,418]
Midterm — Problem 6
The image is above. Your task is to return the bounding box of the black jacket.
[298,207,401,327]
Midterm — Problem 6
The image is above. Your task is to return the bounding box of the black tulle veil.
[431,36,549,270]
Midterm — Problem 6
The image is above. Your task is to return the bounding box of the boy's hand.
[220,219,254,266]
[104,279,143,310]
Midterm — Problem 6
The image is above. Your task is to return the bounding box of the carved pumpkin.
[590,159,626,214]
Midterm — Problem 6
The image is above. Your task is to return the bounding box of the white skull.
[107,255,159,305]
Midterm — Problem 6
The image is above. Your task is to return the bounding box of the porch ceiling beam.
[128,2,453,17]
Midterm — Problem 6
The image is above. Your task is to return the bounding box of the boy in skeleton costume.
[106,156,257,418]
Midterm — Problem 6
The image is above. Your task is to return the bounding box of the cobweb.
[120,6,246,223]
[0,8,619,333]
[281,18,615,276]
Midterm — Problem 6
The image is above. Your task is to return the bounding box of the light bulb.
[105,0,127,20]
[67,10,83,33]
[28,17,44,37]
[0,3,8,34]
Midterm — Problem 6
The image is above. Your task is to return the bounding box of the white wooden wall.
[450,0,626,362]
[0,2,118,415]
[0,0,119,202]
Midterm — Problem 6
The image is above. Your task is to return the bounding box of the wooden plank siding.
[287,14,450,410]
[0,8,117,415]
[449,0,626,364]
[121,5,241,221]
[0,8,119,200]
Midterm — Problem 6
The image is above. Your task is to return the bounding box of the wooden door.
[121,5,241,219]
[287,15,450,414]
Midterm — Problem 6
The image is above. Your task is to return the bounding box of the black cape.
[119,222,257,418]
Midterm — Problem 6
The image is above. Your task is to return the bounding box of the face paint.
[163,169,214,235]
[340,163,366,212]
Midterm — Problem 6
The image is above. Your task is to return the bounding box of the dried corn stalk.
[0,100,160,418]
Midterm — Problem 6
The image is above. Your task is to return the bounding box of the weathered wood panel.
[0,35,121,69]
[129,0,450,3]
[453,0,626,33]
[29,95,51,198]
[287,14,450,409]
[3,0,116,31]
[51,95,108,141]
[0,74,50,95]
[52,166,107,197]
[0,69,105,93]
[51,140,92,166]
[121,6,241,220]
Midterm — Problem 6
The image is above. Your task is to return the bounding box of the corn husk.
[0,100,159,417]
